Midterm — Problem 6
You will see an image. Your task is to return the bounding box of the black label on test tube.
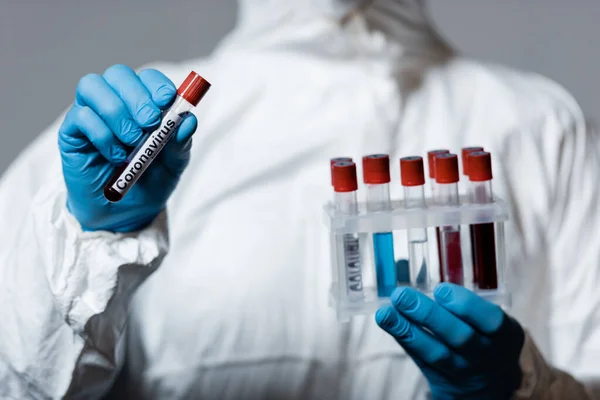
[344,234,362,291]
[104,114,182,202]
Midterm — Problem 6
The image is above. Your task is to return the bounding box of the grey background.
[0,0,598,174]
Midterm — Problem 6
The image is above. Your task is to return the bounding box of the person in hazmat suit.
[0,0,599,398]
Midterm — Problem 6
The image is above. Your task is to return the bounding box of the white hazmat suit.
[0,0,599,398]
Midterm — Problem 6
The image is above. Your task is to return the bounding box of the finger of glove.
[434,283,505,335]
[138,68,178,109]
[103,64,162,131]
[75,73,144,147]
[159,112,197,177]
[58,106,88,152]
[59,106,127,164]
[376,305,468,370]
[390,287,481,351]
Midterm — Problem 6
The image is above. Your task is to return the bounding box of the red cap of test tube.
[468,151,493,181]
[332,161,358,192]
[400,156,426,186]
[362,154,391,184]
[177,71,212,106]
[427,149,450,179]
[434,153,460,184]
[330,157,353,185]
[461,146,484,176]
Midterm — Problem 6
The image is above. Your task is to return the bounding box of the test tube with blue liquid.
[400,156,431,289]
[362,154,396,297]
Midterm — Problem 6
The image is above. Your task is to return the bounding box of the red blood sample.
[468,151,498,290]
[440,229,464,285]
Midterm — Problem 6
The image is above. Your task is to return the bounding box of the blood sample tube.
[467,151,498,289]
[400,156,430,289]
[434,153,464,285]
[461,147,484,177]
[427,149,450,282]
[362,154,396,297]
[461,146,484,287]
[427,149,450,200]
[104,71,211,202]
[332,161,364,300]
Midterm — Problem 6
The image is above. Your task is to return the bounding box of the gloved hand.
[376,283,525,400]
[58,64,197,232]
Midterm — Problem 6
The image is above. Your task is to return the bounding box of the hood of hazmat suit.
[0,0,599,399]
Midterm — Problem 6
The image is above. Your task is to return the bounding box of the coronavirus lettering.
[108,115,182,196]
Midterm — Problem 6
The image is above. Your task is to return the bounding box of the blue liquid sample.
[396,259,410,284]
[373,232,396,297]
[416,259,428,288]
[394,259,427,287]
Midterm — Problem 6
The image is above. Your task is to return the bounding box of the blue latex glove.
[58,64,198,232]
[376,283,525,400]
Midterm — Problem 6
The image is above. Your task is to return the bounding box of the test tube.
[104,71,211,202]
[427,149,450,282]
[400,156,430,289]
[330,157,353,186]
[329,157,353,290]
[461,147,484,177]
[362,154,396,297]
[332,161,364,300]
[427,149,450,199]
[461,146,484,287]
[467,151,498,289]
[434,153,464,285]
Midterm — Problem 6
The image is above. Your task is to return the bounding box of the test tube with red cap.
[104,71,211,202]
[328,157,353,289]
[362,154,396,297]
[434,153,464,285]
[461,146,484,286]
[461,147,484,177]
[427,149,450,282]
[400,156,430,289]
[330,157,353,186]
[332,161,364,300]
[427,149,450,200]
[467,151,498,289]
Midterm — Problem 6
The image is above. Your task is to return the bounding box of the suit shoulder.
[422,57,585,129]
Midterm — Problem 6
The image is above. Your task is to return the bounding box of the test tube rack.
[323,195,510,322]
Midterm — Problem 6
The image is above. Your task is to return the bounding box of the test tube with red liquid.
[427,149,450,282]
[434,153,464,285]
[467,151,498,289]
[462,146,484,287]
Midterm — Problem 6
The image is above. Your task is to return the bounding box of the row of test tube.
[330,147,498,300]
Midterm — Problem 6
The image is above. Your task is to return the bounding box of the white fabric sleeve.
[497,97,600,398]
[514,331,594,399]
[0,174,167,398]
